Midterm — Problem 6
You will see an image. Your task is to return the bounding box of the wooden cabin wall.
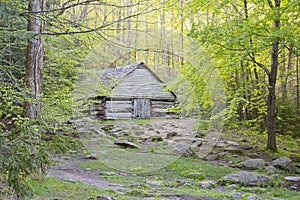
[105,100,132,119]
[104,99,176,119]
[151,100,175,117]
[89,100,105,118]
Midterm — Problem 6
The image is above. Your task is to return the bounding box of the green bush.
[0,118,52,198]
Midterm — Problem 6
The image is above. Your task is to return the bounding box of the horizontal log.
[152,108,168,113]
[106,104,132,109]
[106,101,132,105]
[90,111,105,116]
[91,105,105,111]
[152,105,174,109]
[151,101,175,105]
[106,107,132,112]
[106,112,132,119]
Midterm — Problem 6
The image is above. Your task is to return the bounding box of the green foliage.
[30,176,119,200]
[166,62,213,118]
[0,118,52,198]
[42,35,90,121]
[181,171,206,180]
[276,99,300,137]
[187,0,300,141]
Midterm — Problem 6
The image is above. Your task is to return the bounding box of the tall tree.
[187,0,299,149]
[24,0,45,119]
[266,0,280,149]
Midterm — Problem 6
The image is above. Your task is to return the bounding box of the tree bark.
[24,0,45,119]
[266,0,280,150]
[296,55,300,115]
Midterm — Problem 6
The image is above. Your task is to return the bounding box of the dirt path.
[46,118,299,199]
[48,156,123,191]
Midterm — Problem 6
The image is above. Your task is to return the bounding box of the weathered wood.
[90,63,177,119]
[106,101,132,105]
[106,103,132,110]
[151,101,174,105]
[111,68,175,100]
[106,107,132,112]
[92,105,105,111]
[106,112,132,119]
[90,111,105,116]
[152,108,168,113]
[133,99,151,118]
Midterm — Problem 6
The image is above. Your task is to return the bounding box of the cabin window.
[133,98,151,118]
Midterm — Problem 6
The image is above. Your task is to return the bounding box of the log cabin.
[90,62,177,119]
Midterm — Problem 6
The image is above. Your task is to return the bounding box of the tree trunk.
[24,0,45,119]
[297,55,300,115]
[266,0,280,150]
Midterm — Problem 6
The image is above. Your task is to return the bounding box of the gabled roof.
[98,62,140,85]
[97,62,176,98]
[98,62,164,86]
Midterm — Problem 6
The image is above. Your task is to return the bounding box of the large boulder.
[239,159,267,170]
[221,171,271,186]
[284,176,300,191]
[271,157,293,171]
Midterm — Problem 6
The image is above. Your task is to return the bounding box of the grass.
[77,156,237,181]
[29,153,300,200]
[224,126,300,157]
[29,176,119,200]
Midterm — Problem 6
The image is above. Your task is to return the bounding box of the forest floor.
[21,118,300,199]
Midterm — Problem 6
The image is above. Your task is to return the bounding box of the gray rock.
[134,130,144,135]
[182,147,196,157]
[99,171,117,176]
[114,140,139,149]
[226,141,240,146]
[215,142,228,148]
[198,180,215,188]
[222,171,271,186]
[247,195,263,200]
[284,176,300,182]
[166,131,178,139]
[88,195,116,200]
[112,130,130,137]
[264,166,276,173]
[95,195,116,200]
[232,192,242,199]
[272,157,292,171]
[284,176,300,191]
[77,127,89,134]
[223,147,244,154]
[146,180,163,186]
[239,159,267,170]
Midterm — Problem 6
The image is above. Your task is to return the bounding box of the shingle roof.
[97,62,143,86]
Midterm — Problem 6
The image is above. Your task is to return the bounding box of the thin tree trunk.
[180,0,184,66]
[24,0,45,119]
[287,46,294,93]
[266,0,280,150]
[280,49,287,102]
[296,55,300,115]
[240,60,249,120]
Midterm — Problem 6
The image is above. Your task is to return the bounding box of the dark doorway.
[133,98,151,118]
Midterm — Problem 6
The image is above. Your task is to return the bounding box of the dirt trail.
[48,156,123,191]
